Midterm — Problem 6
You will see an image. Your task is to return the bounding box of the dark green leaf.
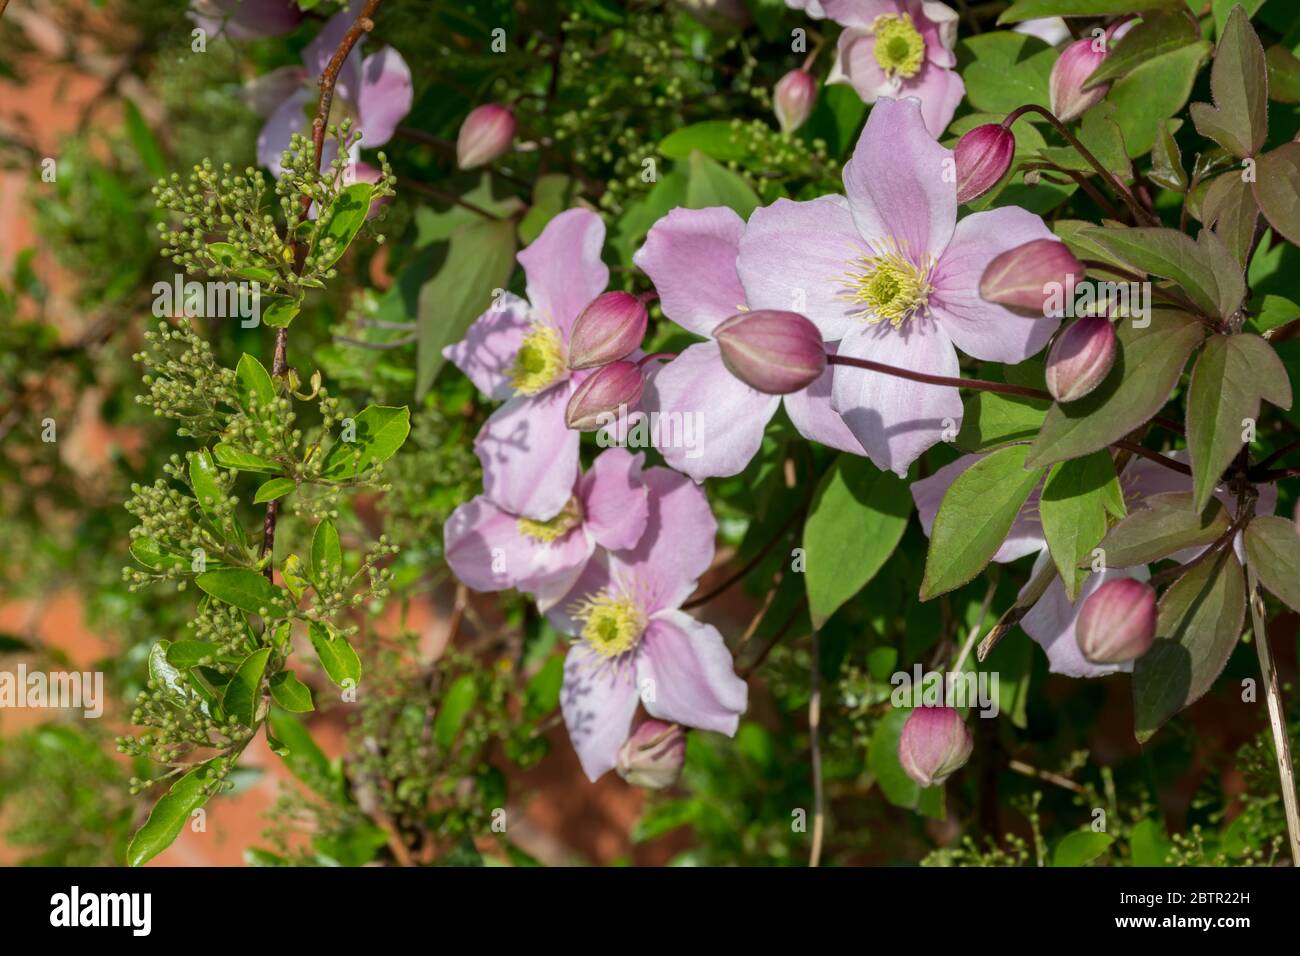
[803,456,913,626]
[321,405,411,479]
[1040,452,1117,600]
[269,670,315,713]
[956,390,1049,452]
[1244,516,1300,613]
[195,569,290,615]
[253,477,295,503]
[1252,143,1300,245]
[1265,45,1300,103]
[313,183,373,270]
[235,353,275,412]
[1201,172,1259,267]
[1190,4,1269,158]
[222,648,271,727]
[1093,492,1229,568]
[310,518,343,587]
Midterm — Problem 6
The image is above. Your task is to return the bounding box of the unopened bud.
[1045,317,1116,403]
[774,69,817,134]
[568,292,648,370]
[898,707,972,788]
[1050,21,1132,123]
[564,361,644,431]
[979,238,1085,316]
[616,720,686,789]
[1076,578,1157,664]
[713,310,826,395]
[456,104,516,170]
[954,124,1015,203]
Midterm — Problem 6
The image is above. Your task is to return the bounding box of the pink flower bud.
[564,361,644,431]
[456,104,515,170]
[567,292,648,370]
[713,310,826,395]
[1050,21,1131,122]
[1076,578,1157,664]
[954,124,1015,204]
[898,707,972,788]
[616,720,687,789]
[774,69,817,134]
[1045,317,1117,403]
[979,238,1085,316]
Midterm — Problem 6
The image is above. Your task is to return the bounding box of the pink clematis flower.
[189,0,302,40]
[912,451,1276,678]
[823,0,964,136]
[548,468,748,781]
[443,448,650,611]
[248,0,412,176]
[736,96,1061,476]
[634,206,866,481]
[444,208,612,521]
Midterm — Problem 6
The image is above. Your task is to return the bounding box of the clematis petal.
[931,206,1061,363]
[827,29,894,103]
[918,0,959,66]
[1021,553,1145,678]
[442,292,532,400]
[518,208,609,340]
[476,386,580,521]
[609,467,718,614]
[356,47,413,147]
[736,195,865,341]
[637,611,748,736]
[831,319,963,476]
[842,96,956,262]
[640,341,780,481]
[897,60,965,137]
[633,206,748,338]
[542,549,614,632]
[561,645,641,781]
[444,494,591,595]
[820,0,900,29]
[911,453,1048,562]
[303,0,363,100]
[781,343,868,455]
[242,65,308,117]
[257,87,312,176]
[580,448,650,552]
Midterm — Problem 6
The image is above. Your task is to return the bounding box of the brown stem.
[1111,440,1191,478]
[826,354,1051,401]
[260,0,383,580]
[682,505,805,610]
[808,630,824,868]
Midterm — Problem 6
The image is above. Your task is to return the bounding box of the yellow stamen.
[872,14,926,80]
[509,323,566,395]
[842,237,935,327]
[516,497,583,543]
[572,590,645,659]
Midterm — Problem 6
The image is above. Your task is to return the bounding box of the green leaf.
[130,536,187,571]
[1187,334,1292,510]
[1084,11,1200,89]
[866,707,946,819]
[1213,0,1266,37]
[1149,120,1188,192]
[1265,45,1300,103]
[1129,818,1172,865]
[1201,172,1259,267]
[212,442,279,474]
[1105,40,1209,158]
[309,621,361,688]
[803,457,912,627]
[207,241,277,284]
[434,674,479,749]
[313,183,374,271]
[310,518,343,587]
[523,655,564,720]
[1026,309,1205,468]
[261,296,301,329]
[1000,0,1181,21]
[254,477,295,503]
[222,647,271,727]
[195,568,290,615]
[517,174,578,245]
[321,405,411,479]
[1252,143,1300,245]
[1093,492,1230,568]
[1040,452,1117,601]
[921,445,1046,601]
[685,150,759,218]
[126,761,218,866]
[415,217,517,398]
[165,640,228,668]
[1133,548,1246,742]
[269,670,315,713]
[958,31,1056,115]
[281,554,311,601]
[235,353,275,412]
[1250,295,1299,334]
[188,448,225,529]
[1052,830,1114,867]
[1037,102,1131,179]
[148,641,187,701]
[660,121,754,163]
[124,99,167,180]
[268,708,337,798]
[1080,226,1240,319]
[1190,4,1269,159]
[1244,516,1300,613]
[956,390,1049,452]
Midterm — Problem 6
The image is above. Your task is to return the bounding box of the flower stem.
[826,353,1051,401]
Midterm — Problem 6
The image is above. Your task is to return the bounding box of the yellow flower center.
[573,590,645,659]
[844,238,935,327]
[510,323,566,396]
[516,497,583,543]
[872,14,926,79]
